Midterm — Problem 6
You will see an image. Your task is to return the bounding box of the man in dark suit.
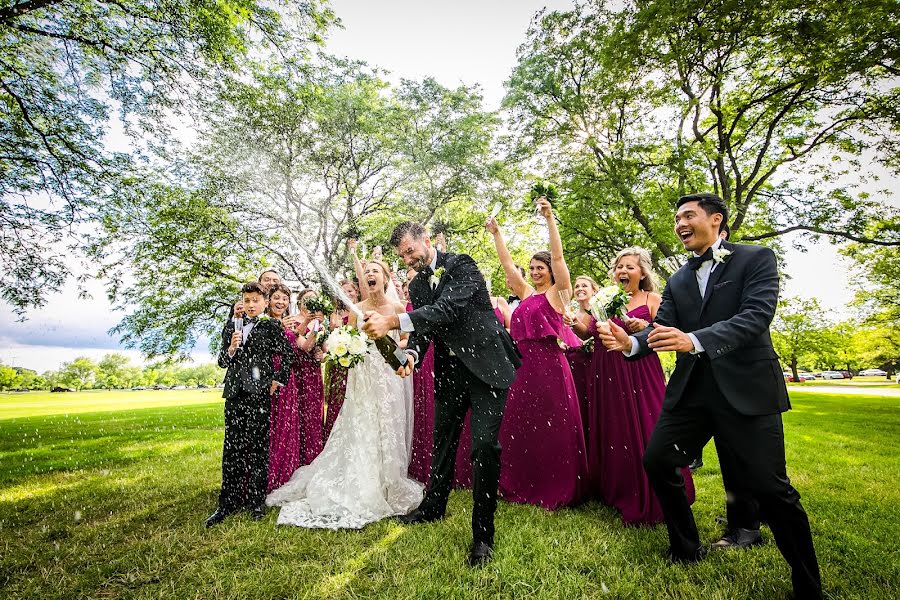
[206,281,295,527]
[362,221,521,567]
[600,194,821,599]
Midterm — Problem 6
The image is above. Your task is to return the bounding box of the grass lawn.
[0,390,897,599]
[788,376,900,389]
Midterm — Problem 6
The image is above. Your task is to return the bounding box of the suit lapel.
[700,240,735,314]
[432,251,449,297]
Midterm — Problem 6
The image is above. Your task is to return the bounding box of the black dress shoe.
[205,508,232,528]
[711,527,763,550]
[467,541,493,567]
[665,545,708,565]
[249,505,267,521]
[396,508,443,525]
[688,457,703,472]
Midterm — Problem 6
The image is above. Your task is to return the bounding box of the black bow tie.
[244,317,258,325]
[688,247,714,270]
[419,265,433,278]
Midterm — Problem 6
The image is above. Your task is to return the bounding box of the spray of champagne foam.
[297,244,364,320]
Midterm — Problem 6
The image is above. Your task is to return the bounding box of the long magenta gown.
[466,294,587,509]
[297,344,325,466]
[566,341,593,452]
[408,342,435,484]
[323,314,349,442]
[587,305,695,524]
[267,329,302,492]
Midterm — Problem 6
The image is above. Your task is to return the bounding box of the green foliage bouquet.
[588,284,630,322]
[303,293,335,316]
[528,181,559,203]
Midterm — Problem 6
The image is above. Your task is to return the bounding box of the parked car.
[799,373,817,381]
[131,386,146,391]
[171,385,187,390]
[859,368,887,377]
[821,371,844,380]
[840,370,853,380]
[151,384,168,390]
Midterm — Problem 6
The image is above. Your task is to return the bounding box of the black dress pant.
[219,392,270,511]
[419,356,507,545]
[643,357,821,599]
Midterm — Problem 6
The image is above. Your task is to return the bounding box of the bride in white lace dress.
[266,260,424,529]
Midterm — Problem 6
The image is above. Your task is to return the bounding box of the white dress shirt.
[625,238,724,356]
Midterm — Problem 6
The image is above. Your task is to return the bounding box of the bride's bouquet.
[323,325,370,369]
[588,284,631,322]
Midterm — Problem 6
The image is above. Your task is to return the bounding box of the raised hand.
[598,319,632,353]
[536,197,553,219]
[485,217,499,235]
[347,238,358,254]
[647,323,695,353]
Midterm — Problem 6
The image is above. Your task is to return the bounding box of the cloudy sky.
[0,0,869,372]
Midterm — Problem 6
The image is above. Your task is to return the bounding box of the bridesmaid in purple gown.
[295,288,326,466]
[323,279,359,442]
[265,283,303,492]
[483,197,588,510]
[588,247,695,524]
[565,276,601,456]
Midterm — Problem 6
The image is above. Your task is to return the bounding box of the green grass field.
[1,389,897,599]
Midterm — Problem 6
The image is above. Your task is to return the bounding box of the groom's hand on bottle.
[361,311,398,339]
[396,353,415,378]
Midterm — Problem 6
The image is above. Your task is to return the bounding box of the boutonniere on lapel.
[430,266,445,289]
[712,248,732,264]
[257,314,271,322]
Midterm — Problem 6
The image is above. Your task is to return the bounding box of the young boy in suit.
[206,281,295,527]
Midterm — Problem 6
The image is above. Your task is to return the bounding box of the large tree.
[0,0,334,315]
[505,0,900,278]
[91,61,504,358]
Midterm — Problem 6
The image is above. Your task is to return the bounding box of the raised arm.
[540,198,572,312]
[348,239,368,301]
[485,218,531,301]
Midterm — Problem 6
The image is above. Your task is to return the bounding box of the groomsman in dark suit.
[600,193,821,599]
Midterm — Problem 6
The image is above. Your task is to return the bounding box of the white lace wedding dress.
[266,331,423,529]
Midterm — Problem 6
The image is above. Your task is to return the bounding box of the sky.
[0,0,875,373]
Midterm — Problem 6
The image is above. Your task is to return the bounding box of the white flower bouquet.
[323,325,370,369]
[588,284,631,322]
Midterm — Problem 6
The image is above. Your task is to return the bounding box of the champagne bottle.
[373,335,409,371]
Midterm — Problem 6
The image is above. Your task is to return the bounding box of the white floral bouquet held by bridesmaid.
[588,284,631,322]
[323,325,370,369]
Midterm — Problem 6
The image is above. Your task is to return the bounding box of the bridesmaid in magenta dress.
[565,275,601,453]
[295,288,326,466]
[482,198,588,509]
[453,294,512,488]
[323,279,359,442]
[265,283,303,492]
[588,247,695,524]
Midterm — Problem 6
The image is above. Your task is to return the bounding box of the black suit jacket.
[632,241,790,416]
[407,251,521,389]
[217,318,295,400]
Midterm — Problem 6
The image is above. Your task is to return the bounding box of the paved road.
[790,385,900,397]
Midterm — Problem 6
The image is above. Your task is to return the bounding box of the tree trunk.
[790,359,799,383]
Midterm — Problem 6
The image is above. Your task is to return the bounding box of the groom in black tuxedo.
[601,194,821,599]
[362,221,521,567]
